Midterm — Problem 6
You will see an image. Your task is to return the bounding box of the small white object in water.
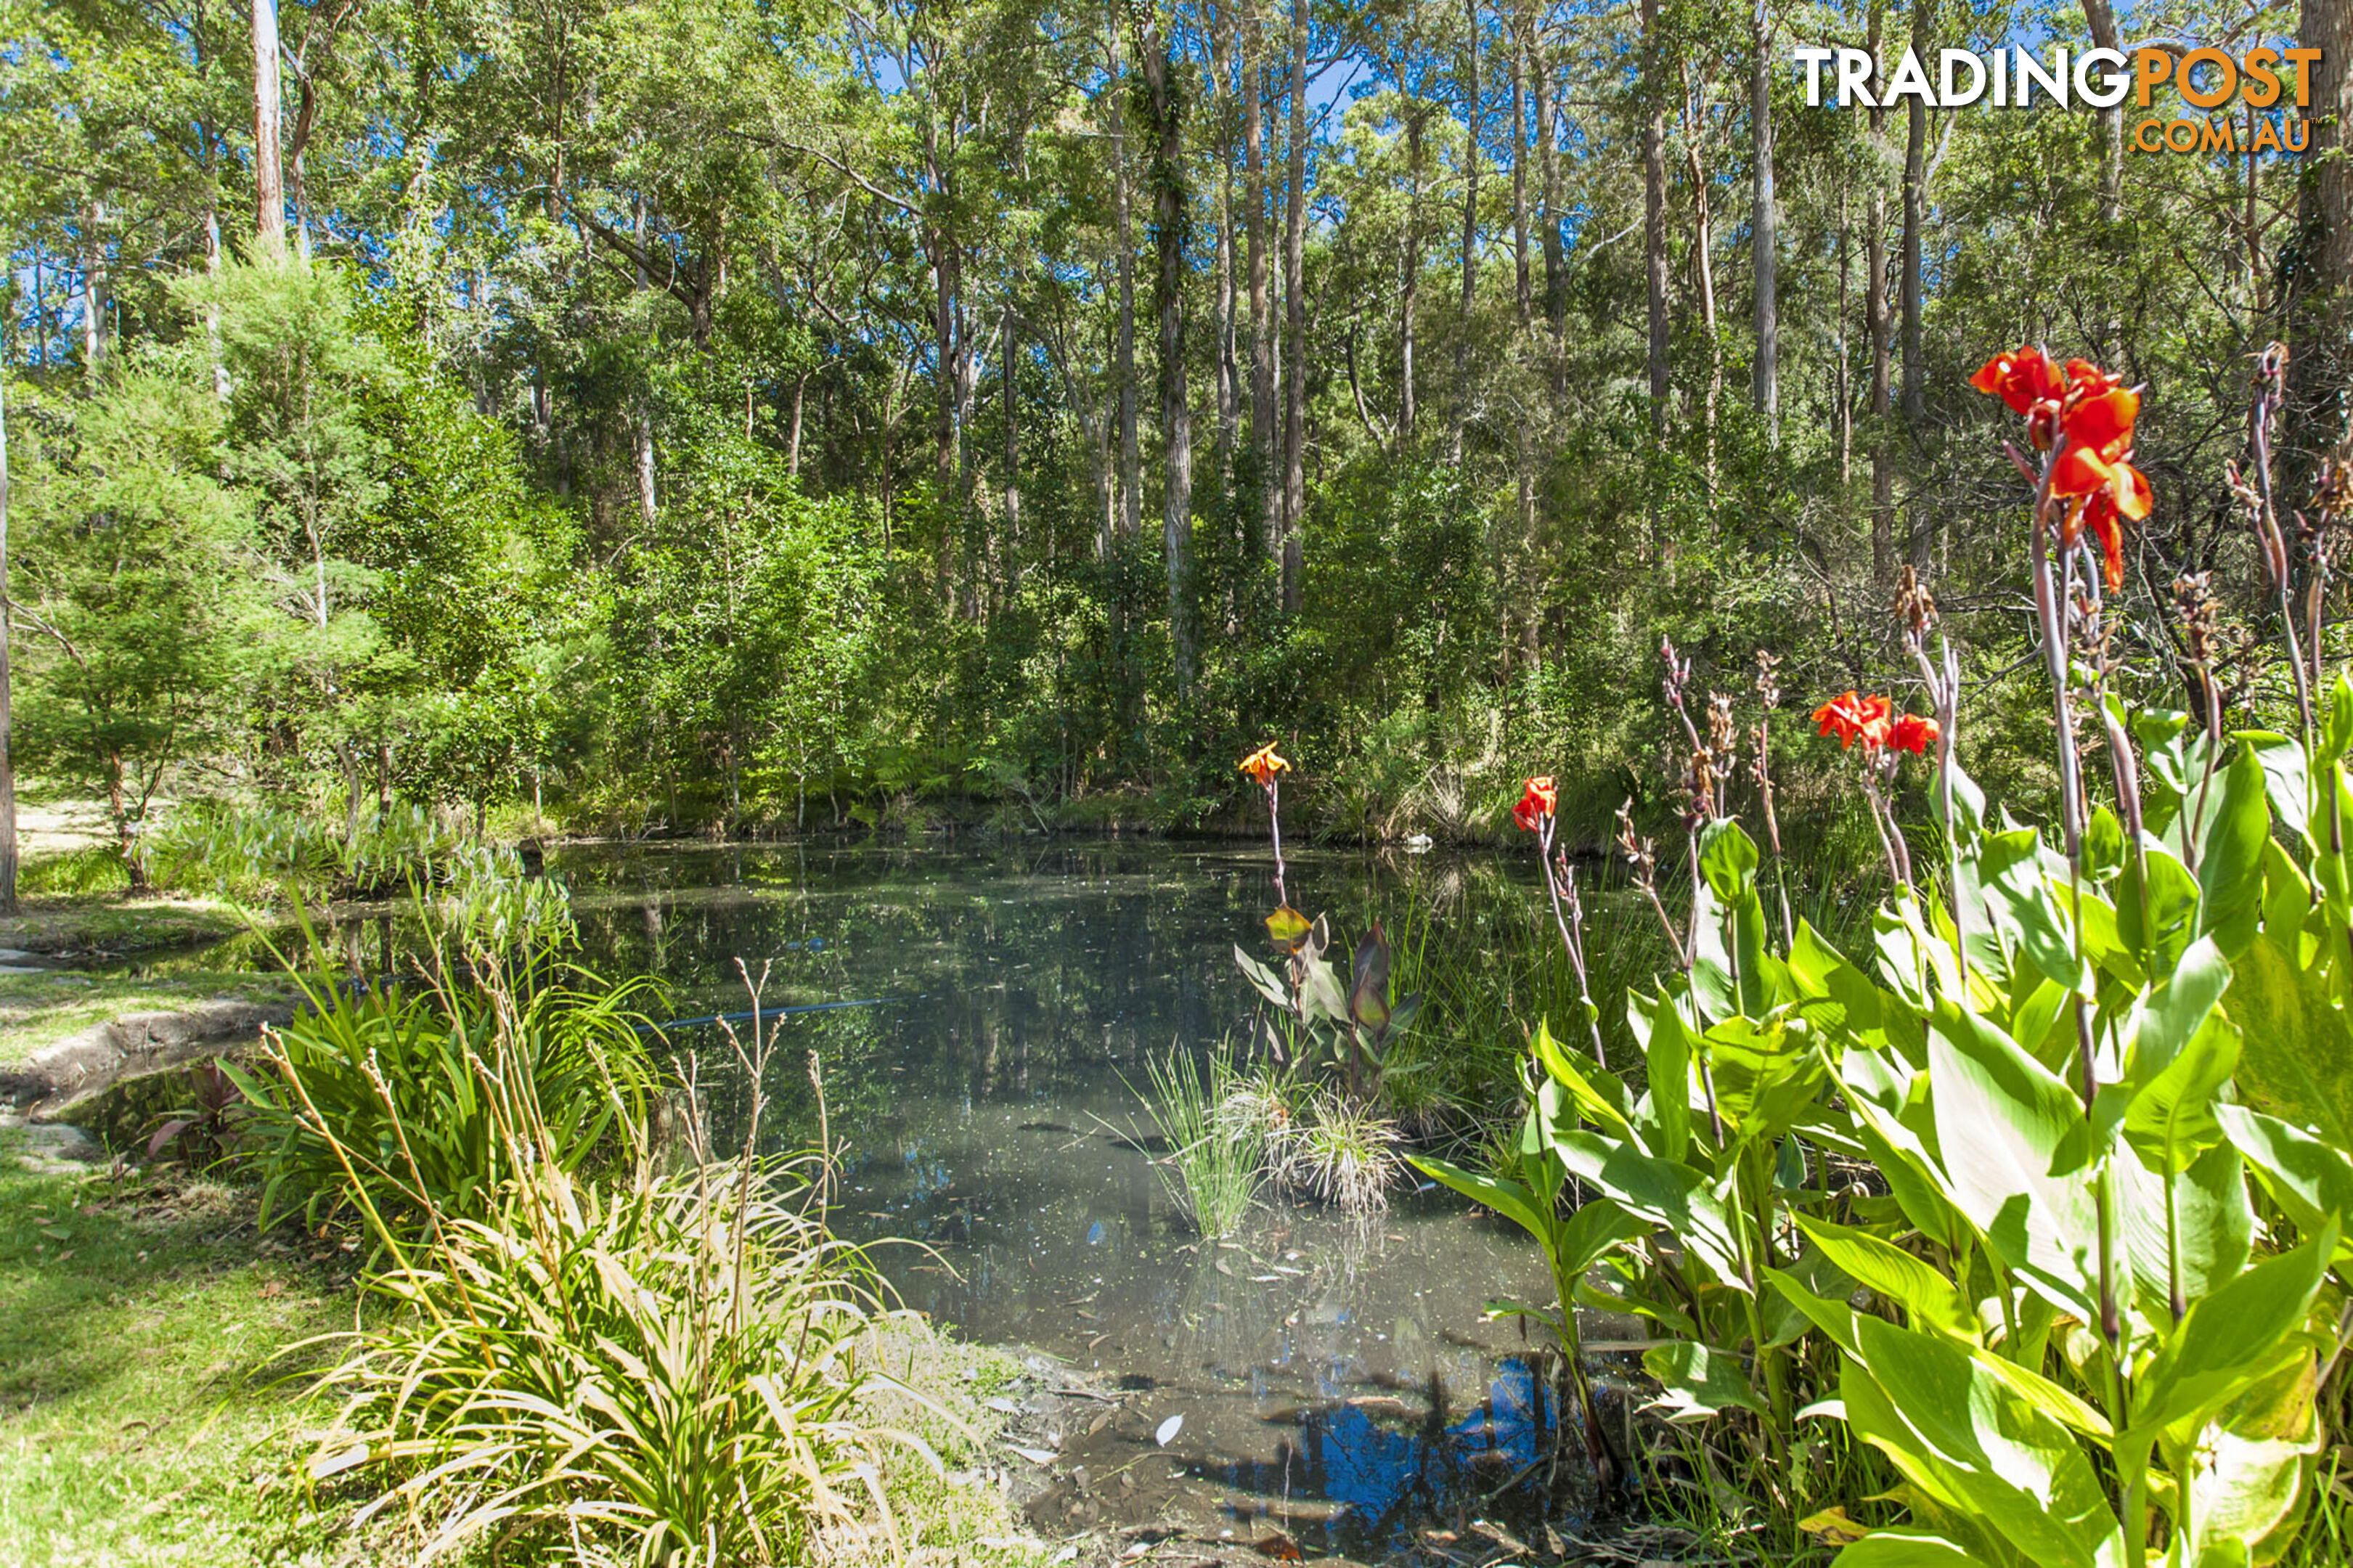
[1403,833,1435,852]
[1155,1414,1184,1447]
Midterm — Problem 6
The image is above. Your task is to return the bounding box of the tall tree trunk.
[1900,0,1929,570]
[1112,28,1142,542]
[1750,0,1777,444]
[1684,99,1718,488]
[1533,38,1565,377]
[1002,306,1022,590]
[1281,0,1308,612]
[1137,16,1196,697]
[1867,0,1895,585]
[1511,12,1530,331]
[80,204,105,379]
[1243,0,1277,560]
[2287,0,2352,471]
[0,381,15,914]
[1640,0,1671,528]
[1451,0,1480,465]
[2080,0,2124,230]
[253,0,285,254]
[1400,110,1422,438]
[1212,9,1239,468]
[1835,182,1852,489]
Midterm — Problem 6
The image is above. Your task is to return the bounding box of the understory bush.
[226,938,657,1236]
[256,950,955,1565]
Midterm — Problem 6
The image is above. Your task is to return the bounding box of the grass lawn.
[0,1144,352,1568]
[0,972,297,1069]
[0,897,256,960]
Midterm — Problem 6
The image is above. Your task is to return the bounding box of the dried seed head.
[2172,572,2217,666]
[1893,564,1939,645]
[1614,799,1657,891]
[1753,650,1782,709]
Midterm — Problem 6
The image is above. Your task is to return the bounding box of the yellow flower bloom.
[1239,742,1290,788]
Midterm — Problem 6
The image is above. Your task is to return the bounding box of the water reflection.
[543,840,1611,1549]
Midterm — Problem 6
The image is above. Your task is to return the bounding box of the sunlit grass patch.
[0,1155,344,1568]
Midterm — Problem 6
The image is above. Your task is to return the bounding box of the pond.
[548,838,1641,1558]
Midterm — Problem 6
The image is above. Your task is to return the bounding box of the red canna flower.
[2047,375,2149,592]
[1813,691,1893,751]
[1970,346,2066,418]
[1890,712,1941,755]
[1512,775,1558,833]
[1239,742,1291,788]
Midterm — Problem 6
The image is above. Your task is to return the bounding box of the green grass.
[0,972,293,1068]
[1138,1041,1267,1237]
[0,896,253,960]
[0,1147,347,1568]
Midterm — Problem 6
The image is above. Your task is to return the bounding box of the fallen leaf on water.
[984,1397,1022,1414]
[1253,1531,1302,1561]
[1213,1258,1234,1277]
[1154,1413,1183,1446]
[1007,1445,1060,1467]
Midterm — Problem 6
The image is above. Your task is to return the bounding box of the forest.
[1,0,2344,870]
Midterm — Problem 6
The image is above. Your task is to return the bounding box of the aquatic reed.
[1138,1041,1268,1237]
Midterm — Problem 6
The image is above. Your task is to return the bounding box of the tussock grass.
[1138,1040,1267,1237]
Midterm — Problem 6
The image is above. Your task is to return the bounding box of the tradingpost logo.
[1792,41,2323,156]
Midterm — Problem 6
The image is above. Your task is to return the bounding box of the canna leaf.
[1830,1532,1978,1565]
[1641,1342,1767,1424]
[2124,1229,2333,1445]
[2228,934,2353,1151]
[2116,837,2201,980]
[1926,1006,2103,1323]
[2119,936,2238,1172]
[1840,1318,2121,1568]
[2194,746,2272,956]
[1406,1155,1548,1242]
[1546,1129,1748,1291]
[2216,1104,2353,1265]
[1793,1215,1975,1341]
[1348,924,1391,1032]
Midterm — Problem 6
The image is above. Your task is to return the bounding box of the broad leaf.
[2229,934,2353,1149]
[2125,1231,2333,1443]
[1642,1342,1767,1424]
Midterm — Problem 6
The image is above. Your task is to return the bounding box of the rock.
[22,1122,100,1159]
[19,999,290,1118]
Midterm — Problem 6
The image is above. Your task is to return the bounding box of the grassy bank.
[0,896,253,960]
[0,1134,1051,1568]
[0,972,295,1069]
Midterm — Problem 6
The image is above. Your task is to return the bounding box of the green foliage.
[224,942,656,1236]
[305,1156,931,1567]
[1136,1039,1267,1237]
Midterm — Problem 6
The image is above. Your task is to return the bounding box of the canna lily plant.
[1418,346,2353,1564]
[1231,741,1420,1101]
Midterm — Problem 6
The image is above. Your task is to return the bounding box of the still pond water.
[550,838,1635,1557]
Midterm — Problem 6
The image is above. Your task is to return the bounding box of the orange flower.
[1813,691,1893,751]
[1890,712,1941,756]
[1512,775,1558,833]
[2047,372,2149,592]
[1239,742,1290,788]
[1970,346,2065,417]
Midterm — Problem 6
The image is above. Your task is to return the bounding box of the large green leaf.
[1927,1008,2103,1322]
[2217,1104,2353,1263]
[1978,828,2087,994]
[2242,731,2311,849]
[2195,747,2272,955]
[1547,1129,1747,1290]
[2125,1231,2333,1443]
[1794,1214,1976,1340]
[2115,1140,2254,1325]
[1628,989,1692,1162]
[1832,1532,1979,1566]
[2228,934,2353,1149]
[2116,838,2202,980]
[2120,937,2238,1172]
[1844,1317,2122,1568]
[1407,1154,1547,1241]
[1698,817,1760,901]
[1642,1341,1767,1424]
